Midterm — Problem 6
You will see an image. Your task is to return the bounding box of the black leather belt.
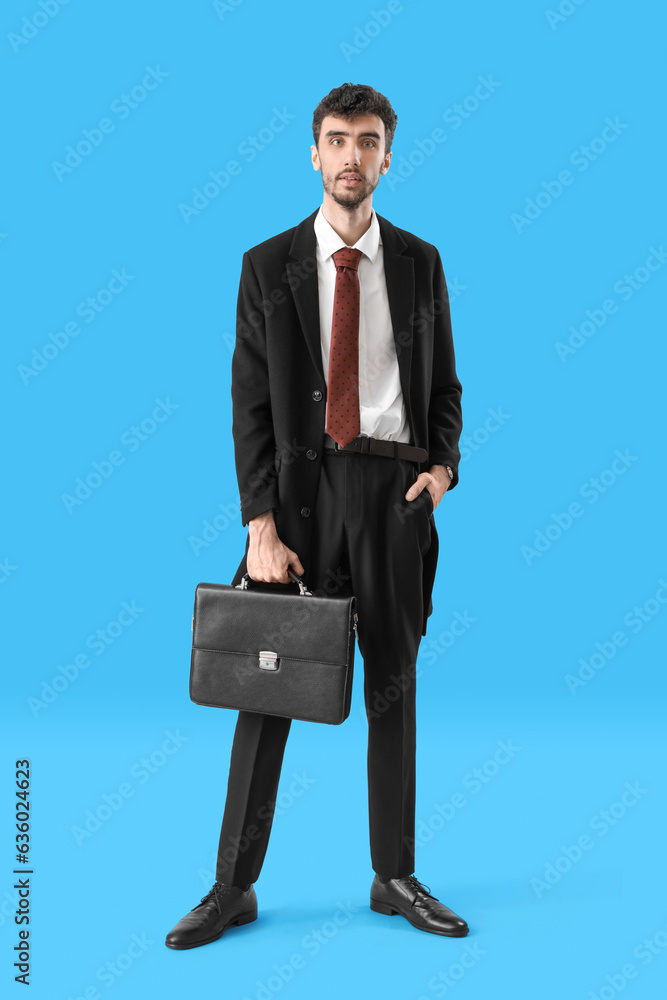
[323,432,428,463]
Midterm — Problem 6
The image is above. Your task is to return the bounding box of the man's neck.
[321,195,373,247]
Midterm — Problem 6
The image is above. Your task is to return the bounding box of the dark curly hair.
[312,83,398,156]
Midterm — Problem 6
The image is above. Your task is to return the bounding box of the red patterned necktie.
[325,246,363,447]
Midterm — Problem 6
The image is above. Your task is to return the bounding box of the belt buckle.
[324,434,343,451]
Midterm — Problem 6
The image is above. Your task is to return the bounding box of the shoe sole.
[165,908,258,950]
[370,897,469,937]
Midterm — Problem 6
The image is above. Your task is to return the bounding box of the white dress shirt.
[314,204,410,443]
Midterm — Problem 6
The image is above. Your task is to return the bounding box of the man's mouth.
[340,174,361,184]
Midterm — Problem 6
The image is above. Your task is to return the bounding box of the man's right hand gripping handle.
[246,510,305,584]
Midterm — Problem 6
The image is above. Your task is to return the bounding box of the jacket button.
[306,449,317,460]
[312,389,323,401]
[300,506,311,517]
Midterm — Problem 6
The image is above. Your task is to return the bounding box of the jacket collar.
[313,204,382,263]
[288,205,408,260]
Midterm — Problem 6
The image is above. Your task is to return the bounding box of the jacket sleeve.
[231,251,279,526]
[427,247,463,490]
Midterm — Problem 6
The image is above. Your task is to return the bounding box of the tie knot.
[332,247,363,271]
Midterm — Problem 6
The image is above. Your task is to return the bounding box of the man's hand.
[246,510,305,584]
[405,464,451,512]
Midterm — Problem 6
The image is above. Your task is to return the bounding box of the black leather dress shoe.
[370,874,469,937]
[165,881,257,949]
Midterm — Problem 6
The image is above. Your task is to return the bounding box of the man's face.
[311,113,392,210]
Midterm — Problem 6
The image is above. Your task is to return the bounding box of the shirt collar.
[314,204,382,264]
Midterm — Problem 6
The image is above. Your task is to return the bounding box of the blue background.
[2,1,666,997]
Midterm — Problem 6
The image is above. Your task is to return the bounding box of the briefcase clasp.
[258,650,279,671]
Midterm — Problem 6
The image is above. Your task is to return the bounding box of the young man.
[166,83,467,949]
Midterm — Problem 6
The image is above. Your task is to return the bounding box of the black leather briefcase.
[189,571,358,725]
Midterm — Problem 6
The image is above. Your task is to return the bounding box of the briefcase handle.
[235,570,313,597]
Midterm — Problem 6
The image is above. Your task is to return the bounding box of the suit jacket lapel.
[287,208,325,383]
[287,207,415,425]
[376,210,414,436]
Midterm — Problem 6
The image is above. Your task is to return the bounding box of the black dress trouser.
[215,446,434,885]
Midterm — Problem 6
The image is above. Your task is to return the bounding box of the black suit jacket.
[229,206,463,635]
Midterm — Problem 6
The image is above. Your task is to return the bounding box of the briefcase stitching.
[191,645,349,668]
